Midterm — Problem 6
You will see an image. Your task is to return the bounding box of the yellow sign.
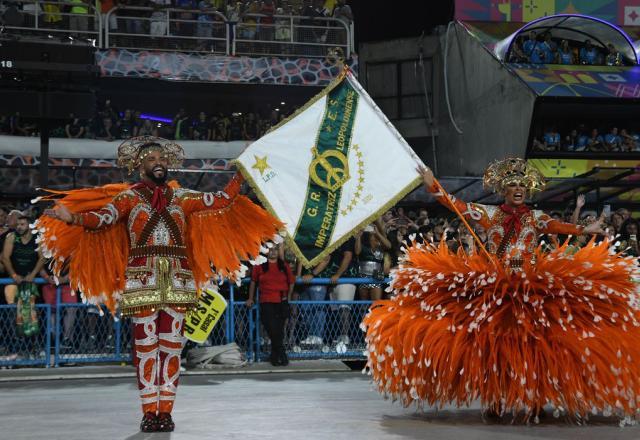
[184,288,227,344]
[522,0,555,22]
[529,158,640,178]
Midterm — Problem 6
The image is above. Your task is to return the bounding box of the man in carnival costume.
[39,136,282,432]
[363,158,640,423]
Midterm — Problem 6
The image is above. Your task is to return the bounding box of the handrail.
[104,5,228,53]
[2,0,102,46]
[2,3,353,58]
[100,6,352,57]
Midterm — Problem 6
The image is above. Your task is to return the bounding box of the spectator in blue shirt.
[604,127,621,151]
[575,133,589,151]
[579,40,600,65]
[196,0,214,50]
[530,45,546,64]
[522,30,538,62]
[542,127,561,151]
[541,32,556,63]
[556,40,574,65]
[586,128,605,151]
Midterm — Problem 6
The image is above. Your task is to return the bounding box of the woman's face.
[503,182,526,207]
[267,246,279,260]
[626,222,638,236]
[369,233,380,249]
[612,213,624,229]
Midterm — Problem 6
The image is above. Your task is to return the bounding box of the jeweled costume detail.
[363,158,640,421]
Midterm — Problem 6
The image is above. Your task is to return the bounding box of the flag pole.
[431,177,497,267]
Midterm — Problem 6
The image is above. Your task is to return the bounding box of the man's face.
[15,219,29,236]
[141,148,169,184]
[503,182,526,207]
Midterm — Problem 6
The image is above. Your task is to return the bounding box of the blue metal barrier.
[0,276,388,367]
[232,277,389,362]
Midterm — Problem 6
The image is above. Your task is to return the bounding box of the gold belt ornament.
[157,257,172,302]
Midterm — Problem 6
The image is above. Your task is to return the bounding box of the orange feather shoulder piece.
[185,194,285,287]
[34,183,136,314]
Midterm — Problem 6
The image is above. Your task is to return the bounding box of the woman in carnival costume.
[363,158,640,423]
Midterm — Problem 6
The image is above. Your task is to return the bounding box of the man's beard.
[15,228,28,237]
[145,168,168,185]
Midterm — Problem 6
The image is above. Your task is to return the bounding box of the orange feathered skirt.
[363,239,640,420]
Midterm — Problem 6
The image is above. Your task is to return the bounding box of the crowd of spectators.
[0,190,638,363]
[509,30,625,66]
[532,124,640,153]
[1,0,353,53]
[0,99,299,142]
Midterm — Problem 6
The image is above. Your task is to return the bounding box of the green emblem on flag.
[293,78,359,262]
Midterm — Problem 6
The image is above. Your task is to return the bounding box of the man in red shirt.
[246,244,294,366]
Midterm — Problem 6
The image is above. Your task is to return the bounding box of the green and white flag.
[235,68,423,268]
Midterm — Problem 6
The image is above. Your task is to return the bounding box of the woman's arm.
[418,166,491,229]
[246,280,256,307]
[354,231,362,256]
[373,218,392,250]
[570,194,585,225]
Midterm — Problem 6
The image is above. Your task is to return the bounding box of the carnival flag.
[235,68,423,268]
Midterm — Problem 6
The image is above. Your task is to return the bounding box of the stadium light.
[139,113,173,124]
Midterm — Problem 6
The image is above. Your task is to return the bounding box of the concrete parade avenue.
[2,370,639,440]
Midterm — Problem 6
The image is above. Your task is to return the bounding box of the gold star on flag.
[252,155,270,176]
